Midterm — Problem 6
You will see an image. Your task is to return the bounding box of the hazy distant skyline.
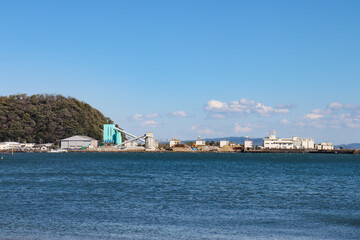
[1,1,359,144]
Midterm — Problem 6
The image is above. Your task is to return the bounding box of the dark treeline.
[0,94,113,144]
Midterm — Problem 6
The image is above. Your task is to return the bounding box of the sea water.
[0,153,359,239]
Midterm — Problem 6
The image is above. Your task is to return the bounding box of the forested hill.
[0,94,113,144]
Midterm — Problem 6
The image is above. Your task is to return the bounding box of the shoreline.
[2,149,359,154]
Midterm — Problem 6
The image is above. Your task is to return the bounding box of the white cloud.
[132,113,159,121]
[205,100,229,112]
[190,125,214,135]
[133,114,144,121]
[308,121,326,129]
[311,109,328,114]
[328,102,343,110]
[199,128,214,135]
[302,102,360,129]
[305,113,324,120]
[344,104,358,109]
[168,111,188,118]
[211,114,226,119]
[296,121,305,127]
[141,120,161,128]
[205,98,292,118]
[146,113,159,118]
[281,118,290,125]
[234,123,252,133]
[276,103,297,109]
[343,118,360,128]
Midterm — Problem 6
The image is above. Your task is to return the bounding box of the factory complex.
[0,124,351,153]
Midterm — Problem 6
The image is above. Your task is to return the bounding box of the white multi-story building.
[292,136,315,149]
[244,140,253,149]
[169,139,181,147]
[196,136,206,146]
[263,131,315,150]
[315,142,334,150]
[219,140,229,148]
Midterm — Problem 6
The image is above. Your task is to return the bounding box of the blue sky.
[1,0,359,144]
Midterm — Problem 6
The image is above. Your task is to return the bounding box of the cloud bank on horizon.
[302,102,360,129]
[204,98,293,118]
[121,97,360,144]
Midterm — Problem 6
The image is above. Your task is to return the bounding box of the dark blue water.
[1,153,360,239]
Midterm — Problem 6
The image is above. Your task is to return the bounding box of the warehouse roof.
[61,135,97,141]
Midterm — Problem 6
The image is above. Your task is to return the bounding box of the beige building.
[244,140,253,149]
[263,131,315,150]
[315,142,334,150]
[220,140,229,148]
[169,139,181,147]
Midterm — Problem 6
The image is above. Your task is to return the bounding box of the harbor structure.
[263,131,315,149]
[61,135,99,149]
[220,140,229,148]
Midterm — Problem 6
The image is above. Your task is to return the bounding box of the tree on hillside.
[0,94,114,144]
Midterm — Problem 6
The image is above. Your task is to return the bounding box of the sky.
[0,0,359,144]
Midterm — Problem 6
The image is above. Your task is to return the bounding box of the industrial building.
[103,124,157,151]
[103,124,122,145]
[61,135,99,149]
[263,131,315,149]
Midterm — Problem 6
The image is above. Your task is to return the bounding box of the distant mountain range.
[335,143,360,149]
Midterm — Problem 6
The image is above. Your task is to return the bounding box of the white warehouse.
[61,135,99,149]
[263,131,315,150]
